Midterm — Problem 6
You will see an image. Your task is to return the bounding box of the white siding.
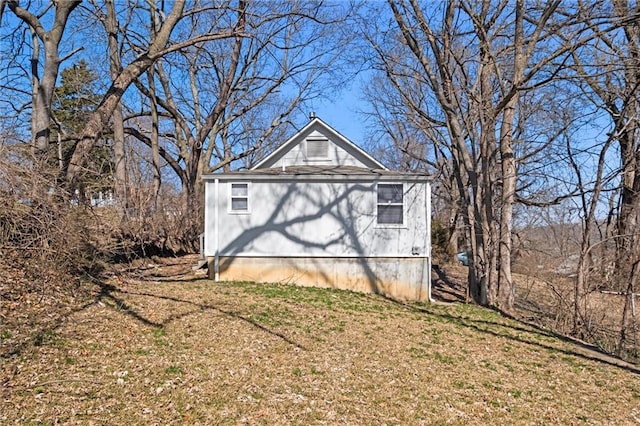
[205,179,429,258]
[266,130,372,169]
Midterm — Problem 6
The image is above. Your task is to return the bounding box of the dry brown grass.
[2,258,640,425]
[511,269,640,360]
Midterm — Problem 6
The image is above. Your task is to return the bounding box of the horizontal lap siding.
[205,180,428,258]
[263,129,374,169]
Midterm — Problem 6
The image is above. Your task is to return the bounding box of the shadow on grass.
[96,282,163,328]
[431,265,467,303]
[1,276,304,363]
[402,301,640,375]
[95,276,640,375]
[416,265,640,373]
[96,281,307,350]
[5,268,638,377]
[2,296,99,360]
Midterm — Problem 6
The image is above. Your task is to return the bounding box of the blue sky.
[0,1,378,151]
[305,67,378,147]
[311,97,369,145]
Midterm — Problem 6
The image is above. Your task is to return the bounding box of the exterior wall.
[257,127,380,169]
[205,180,429,258]
[204,178,431,301]
[208,256,429,301]
[203,118,431,301]
[270,130,366,168]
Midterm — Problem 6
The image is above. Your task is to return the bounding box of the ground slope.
[1,264,640,424]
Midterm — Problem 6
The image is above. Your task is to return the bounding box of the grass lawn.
[2,269,640,424]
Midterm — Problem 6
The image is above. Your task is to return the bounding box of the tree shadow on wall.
[218,180,385,293]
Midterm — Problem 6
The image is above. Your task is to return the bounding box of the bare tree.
[4,0,81,154]
[569,0,640,271]
[2,0,355,255]
[65,0,248,188]
[363,0,582,310]
[1,0,245,190]
[121,0,350,211]
[561,0,640,356]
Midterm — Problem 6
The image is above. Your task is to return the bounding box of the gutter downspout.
[426,182,434,302]
[214,178,220,281]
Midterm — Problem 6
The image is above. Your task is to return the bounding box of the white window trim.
[375,183,406,228]
[229,182,251,214]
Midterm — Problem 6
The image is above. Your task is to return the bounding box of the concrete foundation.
[209,256,429,301]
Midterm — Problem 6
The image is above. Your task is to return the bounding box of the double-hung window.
[377,183,403,225]
[230,183,249,213]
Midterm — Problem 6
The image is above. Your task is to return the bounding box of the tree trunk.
[148,65,162,207]
[613,0,640,263]
[7,0,82,154]
[105,0,128,209]
[494,0,525,312]
[66,0,187,186]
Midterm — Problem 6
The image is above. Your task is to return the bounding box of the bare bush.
[112,189,201,260]
[0,146,103,279]
[431,219,455,265]
[514,243,640,363]
[0,145,105,357]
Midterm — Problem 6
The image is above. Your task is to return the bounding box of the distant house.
[202,116,433,301]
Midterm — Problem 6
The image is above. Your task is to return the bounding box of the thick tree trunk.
[616,125,640,295]
[7,0,82,154]
[497,155,516,310]
[494,0,525,312]
[148,66,162,206]
[112,105,127,206]
[105,0,128,209]
[498,117,516,311]
[614,0,640,262]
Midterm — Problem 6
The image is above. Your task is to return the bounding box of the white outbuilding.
[203,116,432,301]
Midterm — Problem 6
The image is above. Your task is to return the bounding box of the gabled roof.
[251,117,388,171]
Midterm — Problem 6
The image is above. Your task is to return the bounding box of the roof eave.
[202,173,429,182]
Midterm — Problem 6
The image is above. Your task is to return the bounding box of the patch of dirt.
[2,257,639,424]
[431,264,468,302]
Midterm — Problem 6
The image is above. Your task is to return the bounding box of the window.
[377,183,403,225]
[230,183,249,212]
[306,137,329,159]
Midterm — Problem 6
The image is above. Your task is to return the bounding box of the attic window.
[306,137,329,159]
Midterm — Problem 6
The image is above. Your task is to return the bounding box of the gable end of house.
[251,117,387,171]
